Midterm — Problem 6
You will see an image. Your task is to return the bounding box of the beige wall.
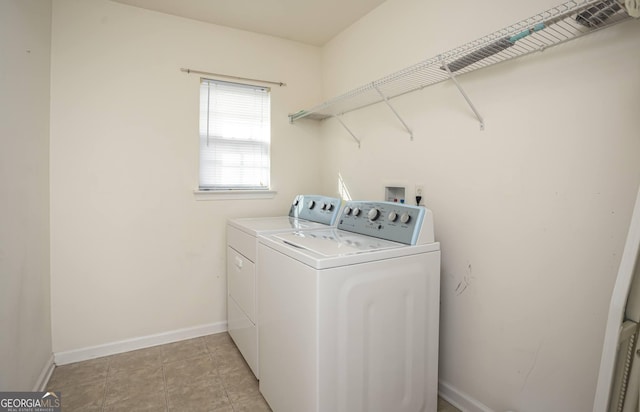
[49,0,323,353]
[0,0,53,390]
[39,0,640,409]
[318,0,640,411]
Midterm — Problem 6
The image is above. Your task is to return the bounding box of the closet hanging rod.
[180,68,286,87]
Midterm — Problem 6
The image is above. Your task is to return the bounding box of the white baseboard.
[439,379,495,412]
[33,354,55,391]
[54,321,227,366]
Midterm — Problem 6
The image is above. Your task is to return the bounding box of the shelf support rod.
[440,57,485,131]
[373,85,413,140]
[333,115,361,148]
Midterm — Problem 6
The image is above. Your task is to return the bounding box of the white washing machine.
[226,194,342,378]
[257,200,441,412]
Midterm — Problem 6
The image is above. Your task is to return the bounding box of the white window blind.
[199,78,271,190]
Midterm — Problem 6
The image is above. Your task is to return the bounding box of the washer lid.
[260,228,439,269]
[228,216,328,236]
[272,229,404,258]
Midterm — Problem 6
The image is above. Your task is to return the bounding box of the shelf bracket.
[333,115,361,148]
[440,57,485,131]
[373,85,413,140]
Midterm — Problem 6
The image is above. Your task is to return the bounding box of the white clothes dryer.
[257,201,441,412]
[226,194,342,378]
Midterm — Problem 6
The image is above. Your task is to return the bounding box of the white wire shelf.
[289,0,635,128]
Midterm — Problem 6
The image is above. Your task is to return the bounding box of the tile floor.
[46,332,460,412]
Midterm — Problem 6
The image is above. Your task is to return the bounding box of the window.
[199,78,271,190]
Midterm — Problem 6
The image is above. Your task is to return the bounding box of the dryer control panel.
[289,195,342,226]
[338,201,434,245]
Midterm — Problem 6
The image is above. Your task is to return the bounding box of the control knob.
[400,212,411,224]
[308,200,316,209]
[388,211,398,222]
[353,207,361,216]
[368,208,380,221]
[344,206,352,215]
[320,202,333,211]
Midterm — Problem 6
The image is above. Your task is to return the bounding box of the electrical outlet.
[415,184,424,197]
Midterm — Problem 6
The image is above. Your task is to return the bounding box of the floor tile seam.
[161,362,170,412]
[161,352,213,366]
[212,368,236,412]
[203,338,216,355]
[48,374,109,390]
[100,360,111,412]
[204,343,233,353]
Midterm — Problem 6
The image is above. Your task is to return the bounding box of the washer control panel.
[338,201,427,245]
[289,195,341,225]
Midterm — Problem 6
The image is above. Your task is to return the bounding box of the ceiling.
[111,0,387,46]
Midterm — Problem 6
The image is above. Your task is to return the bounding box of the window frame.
[197,77,272,193]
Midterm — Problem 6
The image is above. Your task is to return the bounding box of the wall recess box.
[385,186,406,203]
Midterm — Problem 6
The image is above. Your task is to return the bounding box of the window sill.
[193,189,277,201]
